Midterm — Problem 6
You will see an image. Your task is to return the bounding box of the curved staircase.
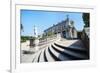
[32,40,89,62]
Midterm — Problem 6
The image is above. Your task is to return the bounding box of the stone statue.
[33,25,38,38]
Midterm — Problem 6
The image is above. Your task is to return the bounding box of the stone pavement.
[55,38,86,51]
[21,38,57,63]
[21,38,89,63]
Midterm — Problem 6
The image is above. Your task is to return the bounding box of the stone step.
[43,49,48,62]
[32,50,42,62]
[45,47,55,62]
[52,43,87,59]
[54,43,88,55]
[48,45,70,61]
[55,40,87,51]
[39,48,46,62]
[48,47,61,61]
[32,40,89,62]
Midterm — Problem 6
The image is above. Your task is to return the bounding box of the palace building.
[44,15,77,39]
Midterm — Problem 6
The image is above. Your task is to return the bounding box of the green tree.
[82,13,90,27]
[21,36,35,43]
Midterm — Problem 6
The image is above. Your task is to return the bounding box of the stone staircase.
[32,40,89,62]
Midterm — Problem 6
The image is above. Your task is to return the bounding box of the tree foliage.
[21,36,35,42]
[82,13,90,27]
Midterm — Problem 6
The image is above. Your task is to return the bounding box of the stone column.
[34,25,39,52]
[30,25,39,52]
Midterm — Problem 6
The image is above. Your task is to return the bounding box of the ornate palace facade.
[44,16,77,39]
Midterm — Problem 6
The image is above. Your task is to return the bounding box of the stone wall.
[77,27,89,49]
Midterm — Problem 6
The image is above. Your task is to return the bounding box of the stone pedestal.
[57,33,61,41]
[29,38,39,52]
[34,39,39,52]
[29,38,34,47]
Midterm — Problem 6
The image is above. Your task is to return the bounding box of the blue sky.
[21,10,85,36]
